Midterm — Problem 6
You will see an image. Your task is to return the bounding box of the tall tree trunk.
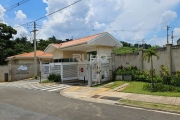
[151,57,154,91]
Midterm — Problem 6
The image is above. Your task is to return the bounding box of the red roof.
[7,50,52,59]
[52,33,103,48]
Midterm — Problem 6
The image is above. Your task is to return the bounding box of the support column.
[139,50,143,71]
[166,44,172,75]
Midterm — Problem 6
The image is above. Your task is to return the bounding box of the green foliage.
[0,23,64,65]
[171,71,180,87]
[48,73,61,82]
[113,47,139,54]
[41,80,54,83]
[160,65,171,85]
[143,83,177,92]
[0,23,17,65]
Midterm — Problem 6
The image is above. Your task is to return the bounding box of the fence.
[112,44,180,75]
[41,61,110,83]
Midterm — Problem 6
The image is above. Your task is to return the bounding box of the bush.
[143,83,176,92]
[48,73,61,82]
[171,71,180,87]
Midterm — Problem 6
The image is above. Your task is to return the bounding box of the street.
[0,86,179,120]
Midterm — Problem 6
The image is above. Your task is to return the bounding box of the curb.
[115,102,180,115]
[60,88,180,115]
[60,88,118,105]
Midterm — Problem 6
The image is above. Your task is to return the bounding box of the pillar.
[166,44,172,75]
[139,50,143,71]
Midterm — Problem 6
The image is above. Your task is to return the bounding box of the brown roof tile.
[52,32,103,48]
[7,50,52,59]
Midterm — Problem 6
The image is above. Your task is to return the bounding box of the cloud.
[158,10,177,29]
[13,25,29,38]
[37,0,180,47]
[0,4,6,23]
[15,10,27,20]
[38,0,124,40]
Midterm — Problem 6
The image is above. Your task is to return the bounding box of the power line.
[15,0,83,28]
[4,0,30,13]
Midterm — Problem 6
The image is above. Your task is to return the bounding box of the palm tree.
[143,47,159,91]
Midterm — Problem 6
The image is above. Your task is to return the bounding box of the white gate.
[78,62,89,81]
[90,55,110,84]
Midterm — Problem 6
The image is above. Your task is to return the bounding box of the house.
[4,32,122,83]
[44,32,122,62]
[5,50,53,81]
[43,32,122,83]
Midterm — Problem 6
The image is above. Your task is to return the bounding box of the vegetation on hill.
[0,23,64,65]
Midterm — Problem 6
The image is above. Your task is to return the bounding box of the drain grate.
[100,96,121,101]
[91,95,101,98]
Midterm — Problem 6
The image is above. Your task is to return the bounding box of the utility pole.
[167,25,170,44]
[31,22,38,76]
[171,31,174,45]
[142,39,145,49]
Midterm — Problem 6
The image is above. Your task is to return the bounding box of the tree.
[0,23,17,65]
[143,47,159,91]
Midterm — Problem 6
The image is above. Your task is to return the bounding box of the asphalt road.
[0,86,179,120]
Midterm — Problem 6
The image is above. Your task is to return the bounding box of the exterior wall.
[0,66,8,82]
[17,59,34,64]
[113,45,180,74]
[115,53,140,69]
[172,46,180,72]
[90,34,121,47]
[97,46,112,57]
[53,49,63,59]
[63,51,87,60]
[143,49,167,72]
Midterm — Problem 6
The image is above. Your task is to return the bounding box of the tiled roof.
[52,33,103,48]
[7,50,52,59]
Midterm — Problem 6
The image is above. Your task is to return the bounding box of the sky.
[0,0,180,46]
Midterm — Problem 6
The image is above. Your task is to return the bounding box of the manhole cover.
[91,95,101,98]
[100,96,121,101]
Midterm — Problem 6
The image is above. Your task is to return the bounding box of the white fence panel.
[62,62,78,81]
[41,64,50,79]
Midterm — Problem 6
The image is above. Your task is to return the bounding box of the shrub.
[160,65,172,85]
[171,71,180,87]
[143,83,176,92]
[48,73,61,82]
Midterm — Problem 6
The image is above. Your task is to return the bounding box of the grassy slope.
[106,81,180,97]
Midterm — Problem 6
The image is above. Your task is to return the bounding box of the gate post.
[88,65,92,87]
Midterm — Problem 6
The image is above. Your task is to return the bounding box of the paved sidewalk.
[61,86,180,106]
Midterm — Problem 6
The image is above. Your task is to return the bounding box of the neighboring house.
[6,50,53,64]
[5,50,53,82]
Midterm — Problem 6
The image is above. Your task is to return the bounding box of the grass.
[104,80,180,97]
[114,47,139,54]
[120,99,180,113]
[104,81,127,89]
[40,80,54,83]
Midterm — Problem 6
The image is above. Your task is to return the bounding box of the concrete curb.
[60,87,180,115]
[115,102,180,115]
[60,88,118,105]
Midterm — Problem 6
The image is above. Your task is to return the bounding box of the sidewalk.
[61,86,180,106]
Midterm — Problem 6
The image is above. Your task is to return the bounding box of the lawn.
[104,81,127,89]
[106,81,180,97]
